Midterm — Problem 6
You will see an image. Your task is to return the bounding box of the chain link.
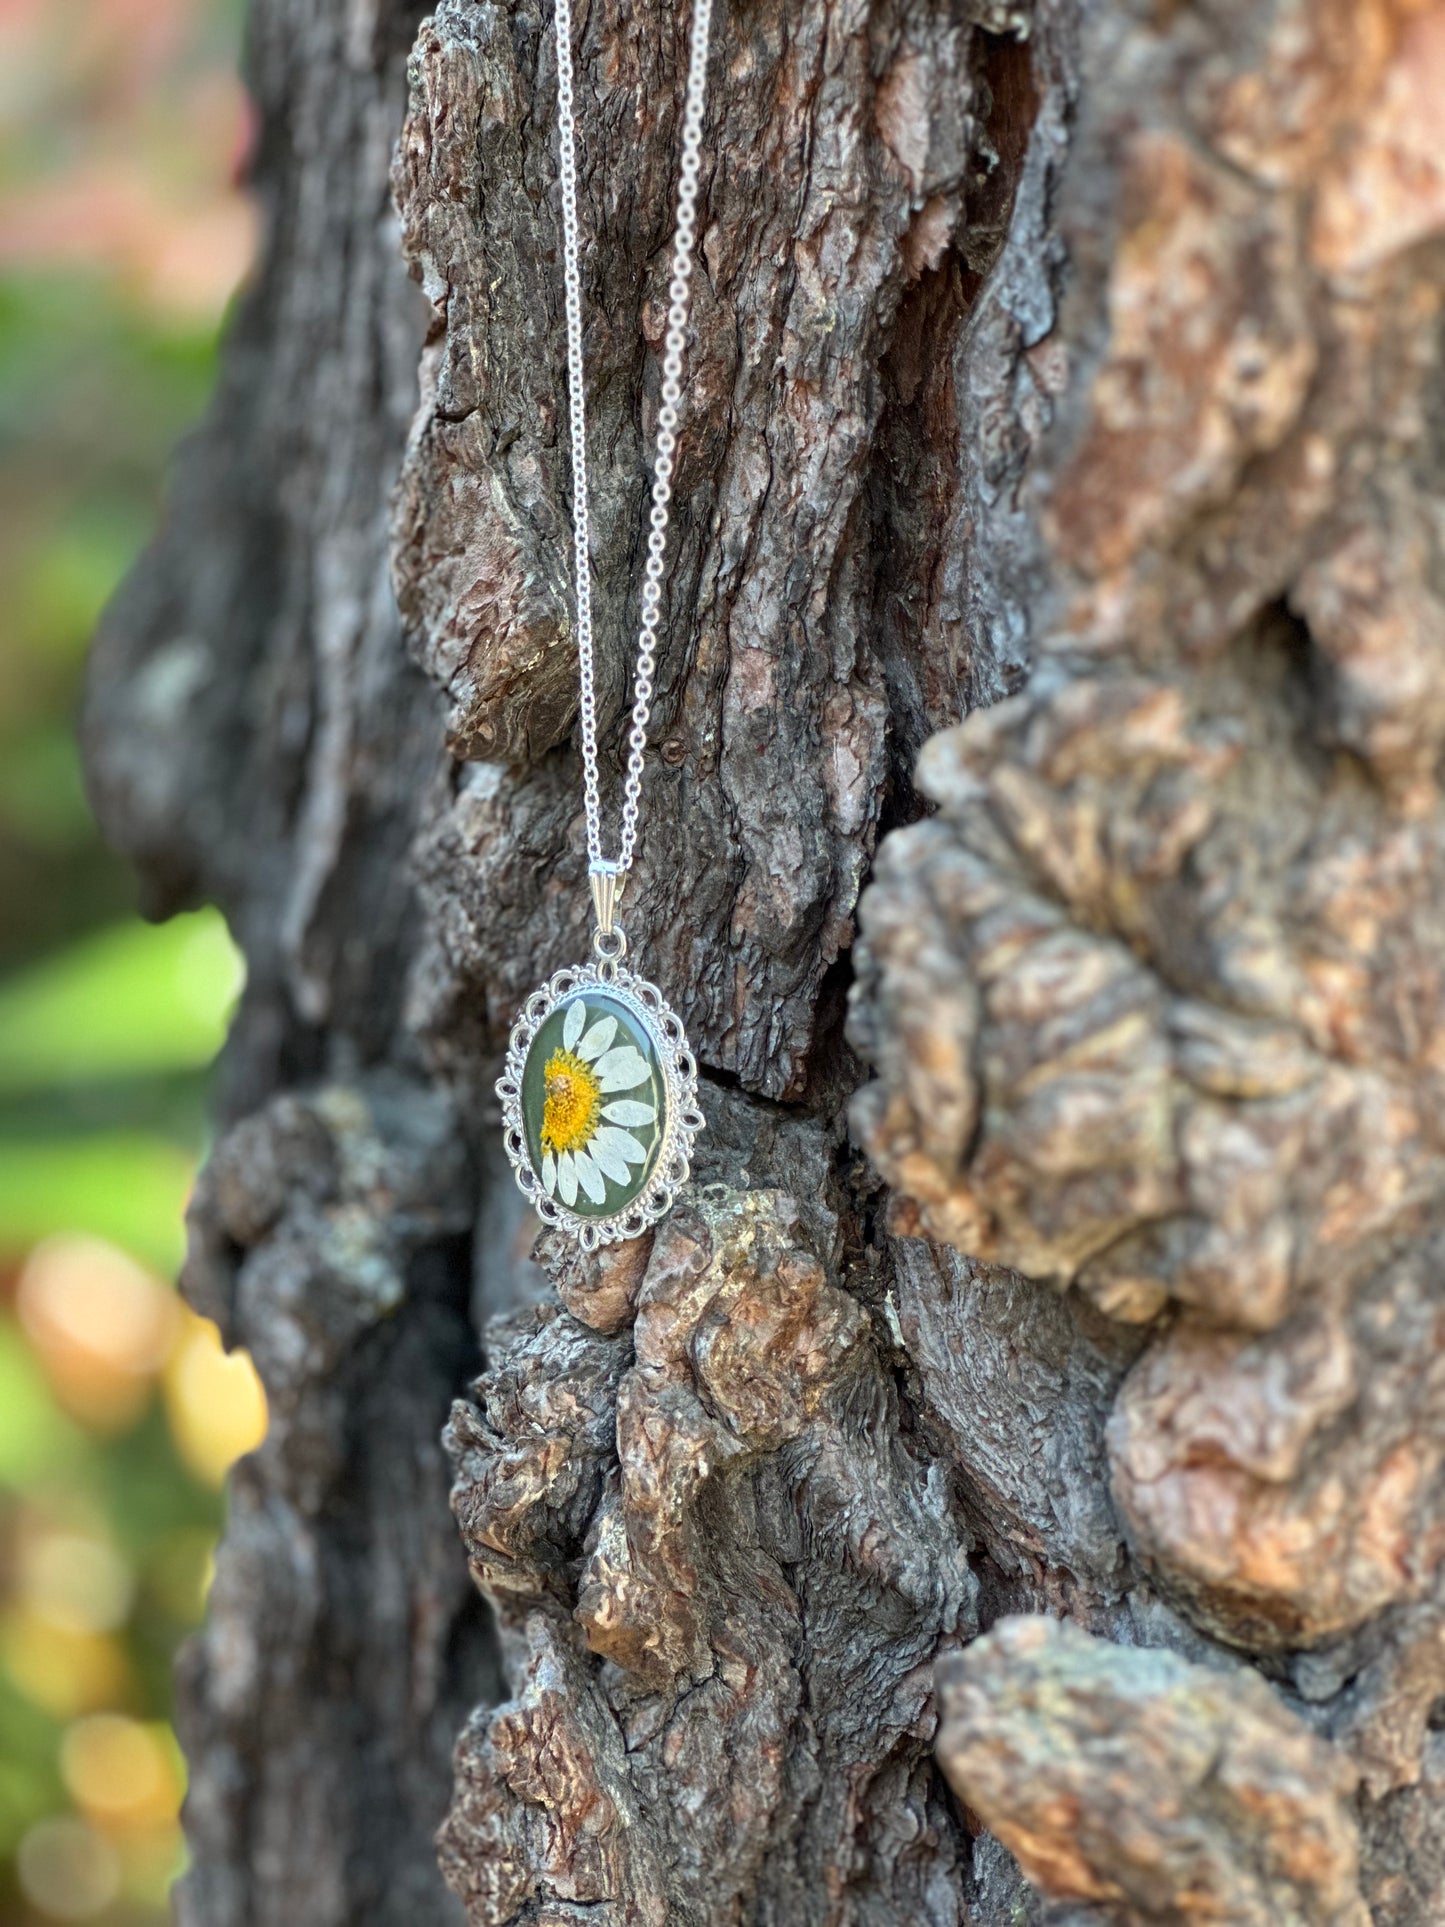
[551,0,714,881]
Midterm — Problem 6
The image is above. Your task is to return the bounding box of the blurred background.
[0,0,266,1920]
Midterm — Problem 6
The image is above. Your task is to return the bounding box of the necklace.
[496,0,713,1250]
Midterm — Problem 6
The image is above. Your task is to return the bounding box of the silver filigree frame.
[496,957,705,1250]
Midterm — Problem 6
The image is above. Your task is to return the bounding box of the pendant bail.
[589,860,626,940]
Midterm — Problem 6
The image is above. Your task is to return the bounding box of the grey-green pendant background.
[520,991,667,1218]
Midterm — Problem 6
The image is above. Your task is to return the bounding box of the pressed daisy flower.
[538,998,656,1208]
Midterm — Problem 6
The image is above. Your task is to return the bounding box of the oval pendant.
[497,957,704,1248]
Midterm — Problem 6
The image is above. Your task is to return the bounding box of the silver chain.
[552,0,713,890]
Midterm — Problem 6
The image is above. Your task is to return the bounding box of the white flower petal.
[602,1099,656,1127]
[573,1150,607,1204]
[589,1137,632,1186]
[563,1000,586,1051]
[556,1151,578,1206]
[595,1046,650,1091]
[593,1125,648,1166]
[542,1151,557,1195]
[577,1015,617,1061]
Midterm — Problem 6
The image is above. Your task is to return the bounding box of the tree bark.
[84,0,1445,1923]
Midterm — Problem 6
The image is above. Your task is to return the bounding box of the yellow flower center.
[541,1047,602,1155]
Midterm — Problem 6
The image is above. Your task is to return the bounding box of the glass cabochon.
[519,990,667,1218]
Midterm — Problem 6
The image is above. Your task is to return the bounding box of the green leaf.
[0,1135,194,1273]
[0,911,242,1094]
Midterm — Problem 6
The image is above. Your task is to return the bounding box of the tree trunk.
[84,0,1445,1922]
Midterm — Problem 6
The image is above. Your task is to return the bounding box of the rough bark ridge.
[83,0,1445,1922]
[848,0,1445,1920]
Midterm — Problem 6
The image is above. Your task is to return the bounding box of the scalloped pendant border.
[496,958,705,1249]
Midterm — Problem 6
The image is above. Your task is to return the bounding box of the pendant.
[497,913,704,1250]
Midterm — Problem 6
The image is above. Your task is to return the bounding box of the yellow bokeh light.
[1,1609,129,1719]
[20,1526,135,1636]
[114,1818,188,1908]
[17,1815,120,1922]
[61,1714,184,1832]
[16,1233,178,1432]
[161,1305,267,1487]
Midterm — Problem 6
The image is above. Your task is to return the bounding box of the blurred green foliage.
[0,914,242,1098]
[0,1,259,1921]
[0,1136,195,1280]
[0,275,222,972]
